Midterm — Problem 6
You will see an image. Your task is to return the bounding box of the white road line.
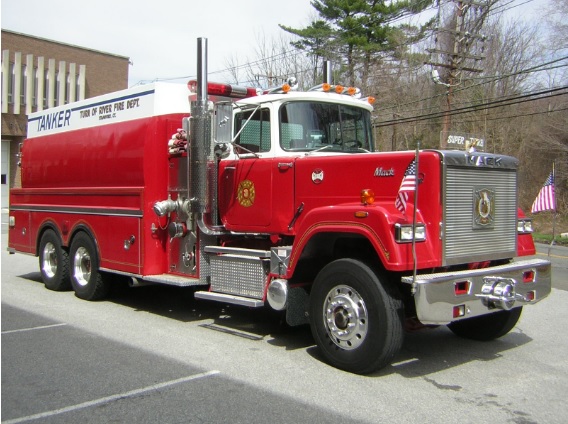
[2,370,221,424]
[1,323,67,335]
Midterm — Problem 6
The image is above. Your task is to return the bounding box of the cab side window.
[234,108,270,153]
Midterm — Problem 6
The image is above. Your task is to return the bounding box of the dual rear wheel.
[38,230,109,300]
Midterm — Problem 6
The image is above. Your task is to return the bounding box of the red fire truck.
[8,38,551,374]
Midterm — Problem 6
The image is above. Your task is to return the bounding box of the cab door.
[218,107,295,233]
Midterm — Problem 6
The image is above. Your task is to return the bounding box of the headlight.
[395,223,426,243]
[517,219,533,234]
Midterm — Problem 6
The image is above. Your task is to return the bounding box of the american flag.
[395,159,417,213]
[531,171,556,213]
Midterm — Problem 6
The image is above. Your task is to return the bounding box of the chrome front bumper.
[401,258,552,325]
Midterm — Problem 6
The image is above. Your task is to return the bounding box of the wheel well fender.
[288,231,387,284]
[36,222,64,255]
[68,224,101,260]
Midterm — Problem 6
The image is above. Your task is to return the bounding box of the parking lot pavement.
[1,303,369,424]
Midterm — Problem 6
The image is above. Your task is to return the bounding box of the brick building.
[1,29,130,209]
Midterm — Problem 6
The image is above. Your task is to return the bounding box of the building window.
[8,62,14,104]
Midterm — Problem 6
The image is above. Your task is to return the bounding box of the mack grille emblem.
[473,188,495,228]
[467,154,502,167]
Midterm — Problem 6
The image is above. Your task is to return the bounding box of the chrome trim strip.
[10,205,143,217]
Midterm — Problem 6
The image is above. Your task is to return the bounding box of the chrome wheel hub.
[73,247,91,287]
[323,285,368,350]
[42,242,57,278]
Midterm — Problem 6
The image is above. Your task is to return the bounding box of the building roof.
[1,28,130,61]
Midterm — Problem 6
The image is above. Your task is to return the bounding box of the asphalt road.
[535,242,568,291]
[2,230,567,424]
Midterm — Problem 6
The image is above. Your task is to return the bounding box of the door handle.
[277,162,294,170]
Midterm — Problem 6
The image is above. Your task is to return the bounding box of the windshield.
[279,101,373,152]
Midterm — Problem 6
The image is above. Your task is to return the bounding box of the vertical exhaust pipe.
[189,37,210,215]
[190,37,225,236]
[323,60,332,85]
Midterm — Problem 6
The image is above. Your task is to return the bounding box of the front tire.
[69,232,109,301]
[447,307,522,341]
[38,229,71,291]
[309,259,404,374]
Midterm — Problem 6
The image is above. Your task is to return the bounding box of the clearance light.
[395,223,426,243]
[335,85,344,94]
[453,305,466,318]
[187,80,258,98]
[322,83,331,92]
[523,270,536,283]
[347,86,357,96]
[282,83,291,93]
[365,96,376,105]
[517,218,533,234]
[360,189,375,205]
[354,211,369,218]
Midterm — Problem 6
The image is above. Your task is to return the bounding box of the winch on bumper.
[401,258,552,325]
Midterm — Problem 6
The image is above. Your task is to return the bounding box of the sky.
[1,0,551,88]
[1,0,315,86]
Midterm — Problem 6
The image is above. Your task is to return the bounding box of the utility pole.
[425,0,492,148]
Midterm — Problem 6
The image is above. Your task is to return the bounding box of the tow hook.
[476,277,524,310]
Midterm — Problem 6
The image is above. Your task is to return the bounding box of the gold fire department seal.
[473,188,495,228]
[237,179,255,207]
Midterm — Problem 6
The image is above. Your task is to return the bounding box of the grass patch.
[530,212,568,246]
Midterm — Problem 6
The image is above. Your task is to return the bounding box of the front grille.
[444,166,517,265]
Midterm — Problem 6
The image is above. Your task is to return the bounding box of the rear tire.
[447,307,522,341]
[38,229,71,291]
[309,259,404,374]
[69,232,109,301]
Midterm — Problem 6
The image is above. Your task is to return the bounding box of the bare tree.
[223,31,316,90]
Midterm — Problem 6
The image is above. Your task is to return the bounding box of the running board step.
[142,274,204,287]
[194,291,264,308]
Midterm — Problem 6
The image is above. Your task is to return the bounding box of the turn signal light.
[360,189,375,205]
[523,270,535,283]
[454,280,471,296]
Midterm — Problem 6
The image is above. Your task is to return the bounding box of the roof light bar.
[187,80,258,99]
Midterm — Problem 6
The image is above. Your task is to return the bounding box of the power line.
[375,86,568,126]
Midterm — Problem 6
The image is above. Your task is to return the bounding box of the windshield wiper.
[304,145,333,156]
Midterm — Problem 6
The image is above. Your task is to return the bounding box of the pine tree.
[280,0,433,87]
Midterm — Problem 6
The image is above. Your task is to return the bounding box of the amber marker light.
[322,83,331,92]
[335,85,344,94]
[354,211,369,218]
[361,189,375,205]
[282,83,291,93]
[347,86,357,96]
[367,96,376,105]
